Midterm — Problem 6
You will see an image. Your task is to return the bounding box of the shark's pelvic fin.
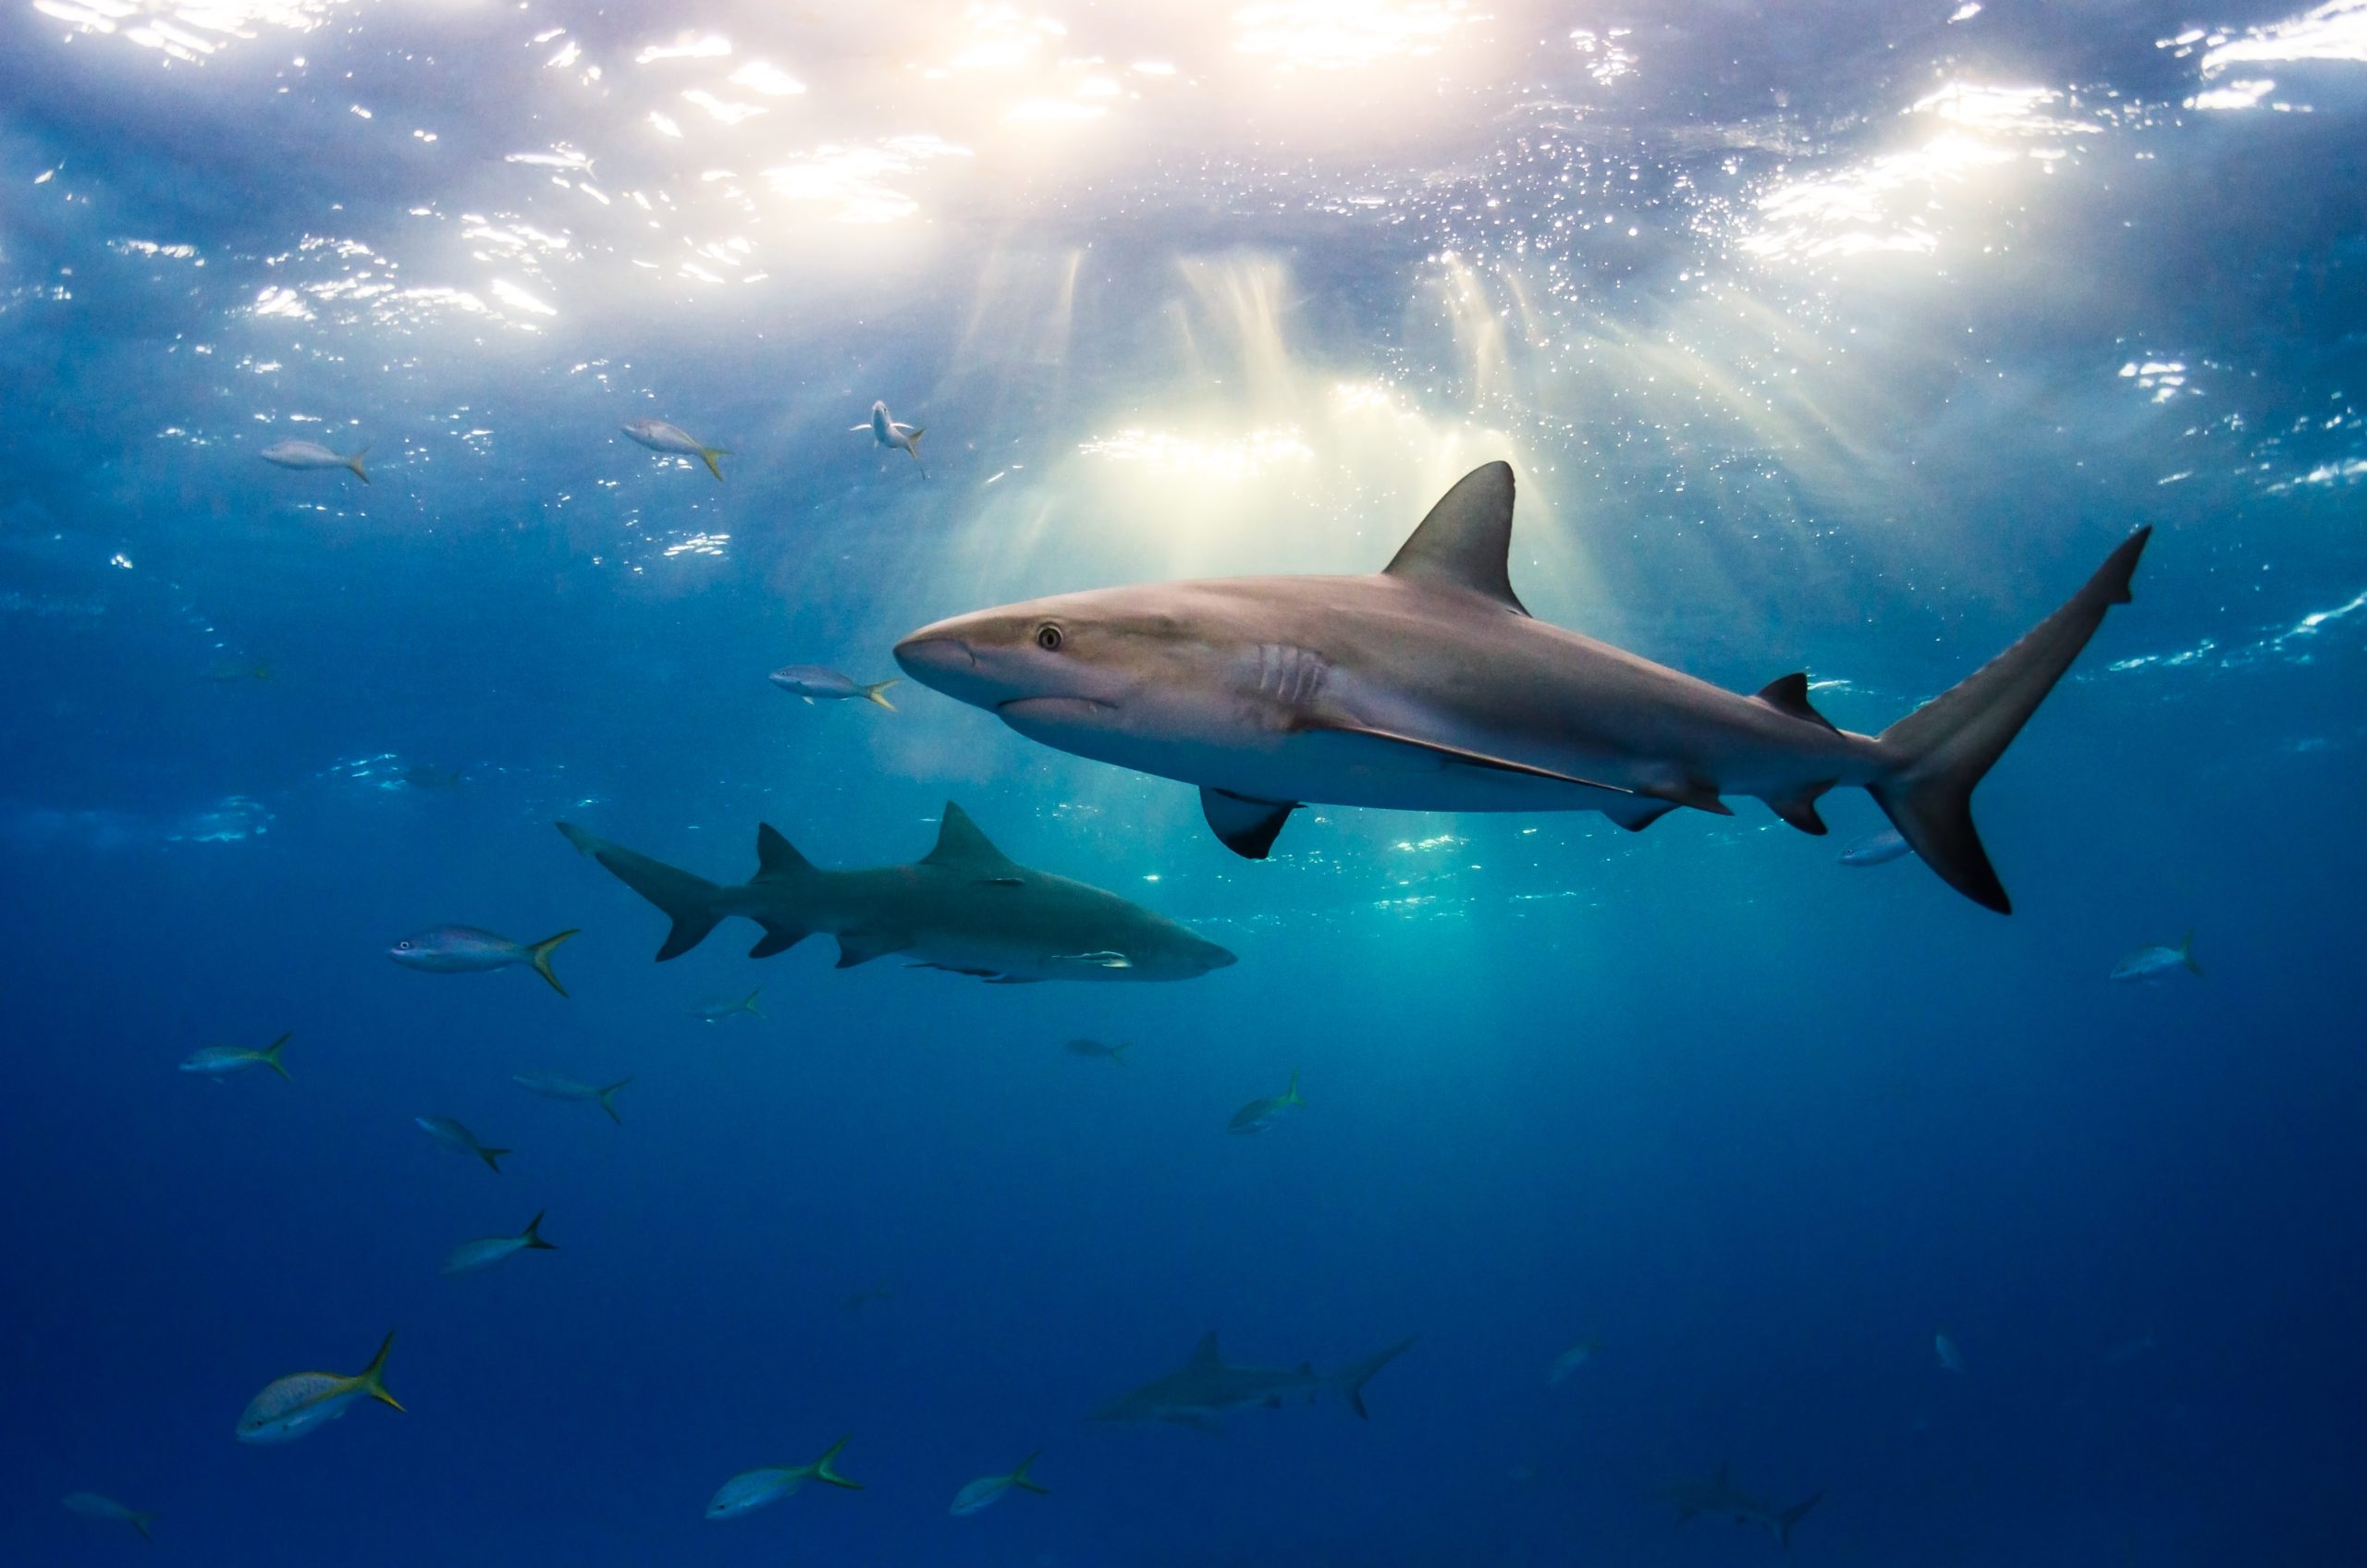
[1201,788,1296,859]
[1380,461,1529,616]
[558,822,722,961]
[1871,526,2152,914]
[1605,797,1679,832]
[754,823,814,883]
[1753,672,1838,733]
[835,929,912,967]
[922,802,1020,870]
[748,923,809,959]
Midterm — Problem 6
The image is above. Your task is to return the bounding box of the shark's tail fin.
[558,822,726,961]
[596,1078,632,1124]
[2179,927,2201,975]
[1335,1336,1415,1420]
[861,679,900,710]
[260,1032,292,1083]
[1776,1490,1822,1550]
[1870,528,2151,913]
[813,1435,862,1490]
[1011,1450,1049,1494]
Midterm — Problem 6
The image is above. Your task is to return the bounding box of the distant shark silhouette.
[557,805,1233,984]
[1660,1464,1823,1550]
[1092,1332,1414,1429]
[896,461,2150,911]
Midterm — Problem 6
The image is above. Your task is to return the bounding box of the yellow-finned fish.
[179,1032,292,1083]
[235,1331,402,1443]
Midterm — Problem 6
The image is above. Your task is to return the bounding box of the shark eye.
[1035,623,1064,651]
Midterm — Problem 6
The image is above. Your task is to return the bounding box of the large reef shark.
[1092,1332,1415,1430]
[894,462,2150,912]
[556,805,1233,983]
[1660,1464,1824,1551]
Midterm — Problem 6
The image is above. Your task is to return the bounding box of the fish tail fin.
[523,1210,556,1249]
[261,1032,292,1083]
[348,446,370,484]
[1870,528,2151,914]
[479,1145,509,1174]
[2180,927,2201,975]
[862,680,900,710]
[528,929,578,996]
[596,1078,632,1124]
[361,1330,404,1412]
[558,822,727,961]
[1777,1490,1823,1550]
[741,988,764,1017]
[814,1435,862,1489]
[129,1511,157,1542]
[1335,1336,1415,1420]
[1012,1450,1049,1494]
[700,447,725,482]
[1285,1067,1303,1106]
[1110,1040,1131,1064]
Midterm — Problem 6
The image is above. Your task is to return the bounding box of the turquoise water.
[5,2,2365,1562]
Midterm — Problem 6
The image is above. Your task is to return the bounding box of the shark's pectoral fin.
[834,930,912,967]
[1294,720,1635,794]
[1754,672,1839,733]
[749,924,811,959]
[1766,781,1834,836]
[1200,788,1297,859]
[985,974,1043,985]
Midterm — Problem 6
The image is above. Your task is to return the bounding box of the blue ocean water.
[5,1,2365,1562]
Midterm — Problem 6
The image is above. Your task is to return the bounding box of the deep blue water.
[5,2,2366,1562]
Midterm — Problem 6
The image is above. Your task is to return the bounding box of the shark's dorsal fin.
[1187,1332,1223,1372]
[754,824,813,882]
[1380,461,1528,616]
[921,802,1020,870]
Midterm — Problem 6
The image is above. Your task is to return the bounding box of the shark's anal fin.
[1381,461,1529,616]
[1766,781,1834,836]
[1294,721,1636,794]
[1200,788,1297,859]
[834,930,912,967]
[1753,672,1839,733]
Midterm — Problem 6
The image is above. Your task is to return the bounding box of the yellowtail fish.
[1227,1069,1304,1134]
[443,1211,557,1275]
[950,1450,1049,1516]
[260,437,369,484]
[511,1072,633,1124]
[416,1115,510,1173]
[852,399,926,474]
[62,1491,155,1540]
[622,418,727,481]
[693,988,763,1023]
[2110,929,2201,983]
[1063,1037,1132,1063]
[235,1331,401,1443]
[768,665,899,709]
[705,1435,861,1519]
[388,925,576,996]
[1548,1337,1600,1385]
[178,1032,291,1083]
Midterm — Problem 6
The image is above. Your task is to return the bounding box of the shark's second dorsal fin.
[754,824,813,882]
[1380,461,1528,616]
[922,802,1019,870]
[1187,1332,1223,1372]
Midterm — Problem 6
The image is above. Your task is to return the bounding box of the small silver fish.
[950,1451,1049,1516]
[416,1115,510,1173]
[693,988,764,1023]
[2111,929,2201,983]
[179,1032,292,1083]
[260,438,369,484]
[1934,1330,1967,1374]
[1547,1338,1600,1385]
[1228,1069,1304,1134]
[389,925,576,996]
[442,1211,557,1275]
[1839,827,1911,866]
[768,665,899,709]
[705,1436,861,1519]
[622,418,726,481]
[235,1331,402,1442]
[852,399,926,474]
[512,1072,632,1123]
[1063,1037,1132,1063]
[61,1491,155,1541]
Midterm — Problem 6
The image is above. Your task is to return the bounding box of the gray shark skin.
[895,462,2151,913]
[1092,1331,1413,1429]
[556,804,1233,984]
[1660,1464,1823,1550]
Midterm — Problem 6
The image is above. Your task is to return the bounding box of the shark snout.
[893,630,979,695]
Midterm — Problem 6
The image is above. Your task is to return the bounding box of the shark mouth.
[997,696,1116,724]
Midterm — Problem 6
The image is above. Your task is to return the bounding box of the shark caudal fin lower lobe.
[1870,528,2150,913]
[1777,1491,1823,1550]
[557,822,726,960]
[1336,1336,1416,1419]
